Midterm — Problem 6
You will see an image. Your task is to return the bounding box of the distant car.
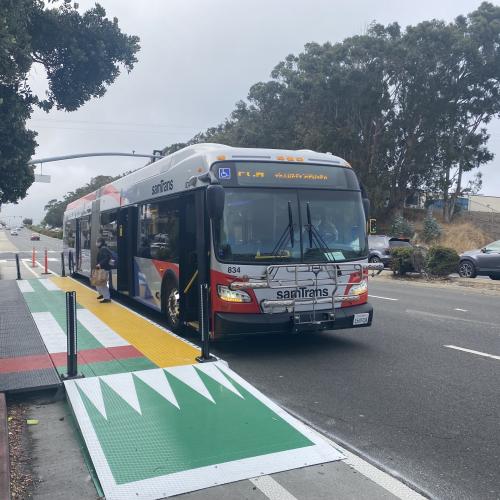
[368,235,412,266]
[10,229,18,236]
[30,234,40,241]
[459,240,500,280]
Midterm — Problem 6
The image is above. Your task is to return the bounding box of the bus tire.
[162,275,181,332]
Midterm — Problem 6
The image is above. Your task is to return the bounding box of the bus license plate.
[353,313,369,325]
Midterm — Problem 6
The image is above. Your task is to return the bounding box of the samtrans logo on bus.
[276,288,329,299]
[151,179,174,196]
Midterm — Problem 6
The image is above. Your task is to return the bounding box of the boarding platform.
[0,276,343,499]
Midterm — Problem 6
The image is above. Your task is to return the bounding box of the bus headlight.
[350,279,368,296]
[217,285,252,303]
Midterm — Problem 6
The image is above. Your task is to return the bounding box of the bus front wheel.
[163,280,181,332]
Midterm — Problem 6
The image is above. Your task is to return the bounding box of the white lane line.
[32,311,67,354]
[444,345,500,361]
[17,280,34,293]
[250,476,298,500]
[406,309,497,327]
[21,259,40,277]
[35,259,60,277]
[77,309,129,348]
[454,308,468,312]
[369,294,399,301]
[38,279,60,291]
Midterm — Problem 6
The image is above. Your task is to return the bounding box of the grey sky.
[2,0,499,224]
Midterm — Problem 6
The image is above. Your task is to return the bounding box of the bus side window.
[138,201,179,262]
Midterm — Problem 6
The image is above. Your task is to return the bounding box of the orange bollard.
[32,247,36,268]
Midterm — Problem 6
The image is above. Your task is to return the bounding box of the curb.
[0,393,11,500]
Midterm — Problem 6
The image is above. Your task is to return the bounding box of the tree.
[0,1,140,205]
[22,217,33,226]
[171,3,500,218]
[43,175,117,228]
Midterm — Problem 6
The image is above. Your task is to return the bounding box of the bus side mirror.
[363,198,370,220]
[207,185,225,220]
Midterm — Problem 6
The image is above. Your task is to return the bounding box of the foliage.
[425,246,460,277]
[390,247,414,275]
[390,246,426,275]
[422,213,442,243]
[390,215,415,238]
[42,175,115,228]
[167,3,500,217]
[22,218,32,225]
[0,1,140,204]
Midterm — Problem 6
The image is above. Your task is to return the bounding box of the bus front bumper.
[214,302,373,337]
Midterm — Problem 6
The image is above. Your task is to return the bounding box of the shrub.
[390,214,415,238]
[422,213,442,243]
[425,246,459,277]
[391,246,426,275]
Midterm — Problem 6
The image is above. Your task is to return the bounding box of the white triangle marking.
[134,369,180,409]
[102,373,142,415]
[195,364,243,398]
[76,378,107,419]
[166,365,215,403]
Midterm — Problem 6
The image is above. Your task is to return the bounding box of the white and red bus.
[63,144,379,338]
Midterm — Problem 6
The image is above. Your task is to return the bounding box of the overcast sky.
[2,0,499,224]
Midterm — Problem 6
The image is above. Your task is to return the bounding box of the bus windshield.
[213,188,367,264]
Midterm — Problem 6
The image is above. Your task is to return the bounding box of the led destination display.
[214,162,359,190]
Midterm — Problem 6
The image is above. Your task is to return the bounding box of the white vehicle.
[10,229,18,236]
[63,144,379,338]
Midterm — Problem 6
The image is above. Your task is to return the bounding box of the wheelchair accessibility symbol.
[218,167,231,180]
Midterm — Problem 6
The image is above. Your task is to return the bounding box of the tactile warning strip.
[51,277,200,367]
[65,361,343,500]
[0,281,60,392]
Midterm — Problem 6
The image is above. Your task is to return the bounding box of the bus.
[63,143,380,338]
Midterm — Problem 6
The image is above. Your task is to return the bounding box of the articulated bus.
[63,143,380,338]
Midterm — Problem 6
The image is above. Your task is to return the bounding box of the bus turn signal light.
[217,285,252,303]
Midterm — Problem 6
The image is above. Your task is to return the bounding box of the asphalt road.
[0,228,63,275]
[2,228,499,499]
[213,280,500,500]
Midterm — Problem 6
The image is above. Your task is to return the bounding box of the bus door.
[74,218,81,273]
[117,206,138,295]
[90,200,100,271]
[179,193,199,327]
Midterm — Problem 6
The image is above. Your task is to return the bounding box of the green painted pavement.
[24,279,102,351]
[77,366,314,485]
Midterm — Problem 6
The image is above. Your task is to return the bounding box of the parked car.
[368,235,412,266]
[10,229,18,236]
[30,233,40,241]
[458,240,500,280]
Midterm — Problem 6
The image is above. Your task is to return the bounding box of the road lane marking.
[35,259,60,277]
[406,309,498,327]
[444,345,500,361]
[17,280,34,293]
[31,311,67,354]
[369,294,398,301]
[250,476,298,500]
[454,308,468,312]
[21,259,40,277]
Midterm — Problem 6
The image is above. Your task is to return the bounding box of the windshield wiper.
[269,201,295,257]
[305,202,335,261]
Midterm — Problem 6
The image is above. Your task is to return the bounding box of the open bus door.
[117,206,138,295]
[178,193,199,327]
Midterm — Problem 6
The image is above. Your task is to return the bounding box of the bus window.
[64,219,76,249]
[99,211,118,255]
[80,217,91,250]
[138,201,179,262]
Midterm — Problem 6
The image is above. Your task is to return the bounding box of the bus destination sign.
[214,162,358,190]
